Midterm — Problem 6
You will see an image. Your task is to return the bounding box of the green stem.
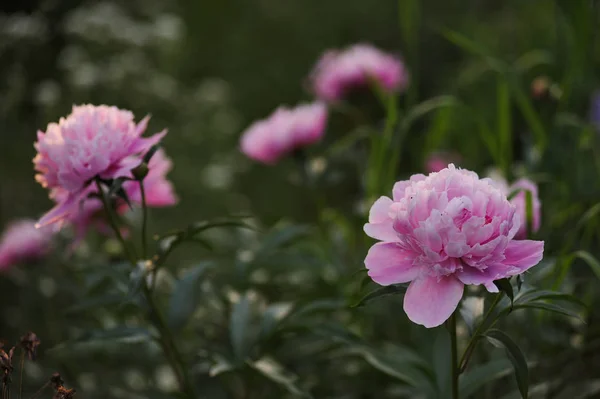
[448,312,459,399]
[142,283,195,395]
[94,179,138,265]
[95,178,195,397]
[139,179,148,260]
[18,351,24,399]
[368,90,398,201]
[459,293,503,372]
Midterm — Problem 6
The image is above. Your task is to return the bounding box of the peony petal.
[484,282,500,293]
[403,275,464,328]
[369,196,393,223]
[129,129,167,155]
[36,194,79,227]
[456,263,519,286]
[364,221,397,242]
[365,242,419,285]
[502,240,544,272]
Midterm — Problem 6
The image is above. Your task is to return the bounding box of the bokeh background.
[2,0,600,398]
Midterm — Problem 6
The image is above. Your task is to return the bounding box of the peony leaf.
[514,289,585,307]
[516,275,523,292]
[511,302,583,321]
[256,225,312,256]
[283,299,345,324]
[459,359,513,398]
[494,278,514,310]
[230,295,253,362]
[184,220,254,237]
[351,284,408,308]
[156,219,253,240]
[167,262,214,331]
[73,327,152,345]
[484,329,529,398]
[154,219,250,264]
[248,357,313,398]
[64,294,131,314]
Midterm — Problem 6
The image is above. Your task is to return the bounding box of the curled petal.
[369,196,393,223]
[36,194,80,228]
[364,221,397,242]
[502,240,544,272]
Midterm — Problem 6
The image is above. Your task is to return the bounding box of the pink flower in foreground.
[54,149,177,244]
[34,104,166,228]
[364,164,544,328]
[240,102,328,164]
[0,220,52,271]
[310,44,408,102]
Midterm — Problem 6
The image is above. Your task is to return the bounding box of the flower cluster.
[364,164,544,327]
[239,43,406,165]
[33,105,177,239]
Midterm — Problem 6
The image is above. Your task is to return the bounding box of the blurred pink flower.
[310,44,408,102]
[0,220,52,271]
[425,152,462,173]
[240,102,328,164]
[55,149,177,244]
[364,164,544,328]
[495,177,541,239]
[34,104,166,228]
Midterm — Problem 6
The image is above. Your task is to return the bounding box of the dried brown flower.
[19,332,41,360]
[53,386,76,399]
[49,373,76,398]
[0,344,14,384]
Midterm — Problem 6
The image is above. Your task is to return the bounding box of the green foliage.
[484,330,529,399]
[2,1,600,398]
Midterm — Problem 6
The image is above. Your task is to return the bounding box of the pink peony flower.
[240,102,328,164]
[0,220,52,271]
[425,152,462,174]
[310,44,408,102]
[54,149,177,243]
[33,104,166,228]
[364,164,544,328]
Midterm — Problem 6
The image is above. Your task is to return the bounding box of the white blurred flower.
[460,296,485,333]
[153,14,184,42]
[34,80,60,106]
[202,163,233,189]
